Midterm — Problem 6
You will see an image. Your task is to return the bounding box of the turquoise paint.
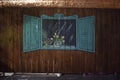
[40,14,77,50]
[23,15,41,52]
[23,14,95,53]
[76,16,95,53]
[41,14,78,20]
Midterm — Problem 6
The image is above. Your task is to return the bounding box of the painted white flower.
[54,32,57,35]
[61,36,64,39]
[56,35,59,38]
[50,38,53,40]
[62,40,65,43]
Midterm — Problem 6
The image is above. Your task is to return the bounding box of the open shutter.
[23,15,41,52]
[76,16,95,53]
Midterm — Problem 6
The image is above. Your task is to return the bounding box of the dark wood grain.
[0,8,120,73]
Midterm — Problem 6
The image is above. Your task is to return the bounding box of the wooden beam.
[1,0,120,8]
[0,1,2,8]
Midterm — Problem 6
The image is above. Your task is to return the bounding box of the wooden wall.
[0,8,120,73]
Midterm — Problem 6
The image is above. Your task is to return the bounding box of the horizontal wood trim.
[1,0,120,8]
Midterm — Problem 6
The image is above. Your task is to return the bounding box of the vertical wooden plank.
[95,9,104,73]
[71,51,81,73]
[0,8,8,71]
[101,11,108,73]
[12,8,18,72]
[7,8,14,72]
[18,8,23,72]
[107,11,120,73]
[116,13,120,73]
[38,50,42,72]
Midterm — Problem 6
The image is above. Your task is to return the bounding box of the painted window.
[23,14,95,53]
[42,19,76,49]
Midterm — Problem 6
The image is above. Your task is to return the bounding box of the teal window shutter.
[76,16,95,53]
[23,15,41,52]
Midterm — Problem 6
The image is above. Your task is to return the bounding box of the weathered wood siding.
[0,8,120,73]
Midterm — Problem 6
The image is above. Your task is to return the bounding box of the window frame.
[40,14,78,50]
[23,14,95,53]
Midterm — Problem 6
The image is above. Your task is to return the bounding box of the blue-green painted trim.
[40,14,78,50]
[41,46,76,50]
[23,15,41,52]
[41,14,78,20]
[76,16,95,53]
[23,14,95,53]
[38,18,42,49]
